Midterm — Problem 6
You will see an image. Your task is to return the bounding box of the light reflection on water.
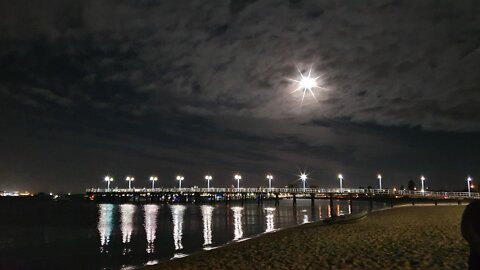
[231,206,244,240]
[0,199,387,270]
[200,205,213,247]
[144,204,159,254]
[264,207,275,232]
[120,204,135,244]
[120,204,136,255]
[96,200,386,269]
[302,209,309,224]
[98,204,114,253]
[171,204,187,259]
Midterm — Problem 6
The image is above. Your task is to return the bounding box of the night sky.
[1,0,479,192]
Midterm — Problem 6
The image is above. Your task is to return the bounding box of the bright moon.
[289,65,326,107]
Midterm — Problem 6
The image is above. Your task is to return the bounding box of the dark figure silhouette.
[461,200,480,270]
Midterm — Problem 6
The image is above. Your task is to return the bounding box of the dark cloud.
[0,0,479,192]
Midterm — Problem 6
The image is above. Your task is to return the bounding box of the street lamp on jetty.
[234,174,242,189]
[377,174,382,190]
[126,176,134,189]
[149,176,158,189]
[299,173,307,192]
[338,174,344,193]
[205,175,212,190]
[266,174,273,191]
[105,176,114,191]
[176,175,184,189]
[467,176,473,197]
[420,175,426,193]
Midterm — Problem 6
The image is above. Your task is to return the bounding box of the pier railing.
[86,187,480,199]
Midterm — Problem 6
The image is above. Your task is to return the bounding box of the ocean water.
[0,199,387,270]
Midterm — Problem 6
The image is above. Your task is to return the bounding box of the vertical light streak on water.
[171,204,186,251]
[348,204,352,214]
[336,204,341,216]
[264,207,275,232]
[302,209,309,224]
[120,204,135,244]
[120,204,136,255]
[231,206,244,240]
[144,204,159,254]
[327,205,331,218]
[98,204,114,253]
[200,205,214,247]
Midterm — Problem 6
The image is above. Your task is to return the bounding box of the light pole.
[234,174,242,189]
[176,175,184,189]
[420,175,426,193]
[300,173,307,192]
[149,176,158,189]
[377,174,382,190]
[467,176,473,197]
[266,174,273,191]
[105,176,113,191]
[338,174,343,193]
[126,176,134,189]
[205,175,212,190]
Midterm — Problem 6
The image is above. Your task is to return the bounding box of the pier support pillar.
[329,195,334,217]
[195,193,201,203]
[412,199,415,206]
[257,193,262,205]
[275,194,280,206]
[458,200,462,205]
[293,194,297,205]
[310,193,315,207]
[211,194,216,204]
[434,200,438,206]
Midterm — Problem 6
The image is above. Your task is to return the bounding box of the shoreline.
[144,205,469,270]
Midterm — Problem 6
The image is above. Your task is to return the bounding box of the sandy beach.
[145,205,469,270]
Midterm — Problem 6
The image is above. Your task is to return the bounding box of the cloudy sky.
[1,0,479,192]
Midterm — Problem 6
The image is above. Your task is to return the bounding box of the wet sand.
[145,205,469,270]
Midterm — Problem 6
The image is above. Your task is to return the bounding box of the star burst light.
[298,171,309,182]
[290,64,326,107]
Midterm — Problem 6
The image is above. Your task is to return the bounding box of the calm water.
[0,199,387,270]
